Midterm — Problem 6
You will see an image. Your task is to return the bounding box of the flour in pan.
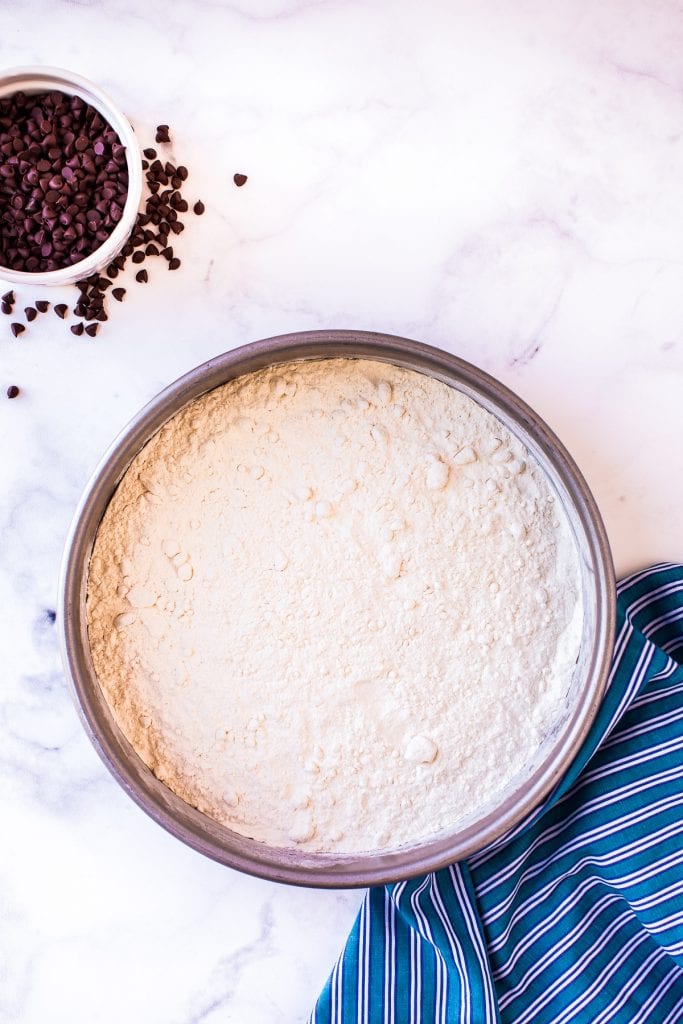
[87,358,582,853]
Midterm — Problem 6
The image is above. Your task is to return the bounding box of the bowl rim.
[58,330,616,887]
[0,65,142,287]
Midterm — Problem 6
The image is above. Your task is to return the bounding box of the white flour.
[87,358,583,853]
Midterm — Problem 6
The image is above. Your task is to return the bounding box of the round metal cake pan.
[59,330,616,888]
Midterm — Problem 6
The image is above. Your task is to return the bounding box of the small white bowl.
[0,66,142,287]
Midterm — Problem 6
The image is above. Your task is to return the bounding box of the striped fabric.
[310,563,683,1023]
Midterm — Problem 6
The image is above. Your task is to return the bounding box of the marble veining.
[2,1,682,1021]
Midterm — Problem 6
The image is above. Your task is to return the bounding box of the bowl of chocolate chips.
[0,66,142,286]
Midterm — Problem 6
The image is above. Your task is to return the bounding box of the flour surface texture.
[87,359,583,853]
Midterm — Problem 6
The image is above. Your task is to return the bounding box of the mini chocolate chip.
[132,251,145,264]
[24,307,37,322]
[6,384,20,398]
[35,300,49,312]
[106,265,119,278]
[85,323,98,336]
[135,269,148,283]
[2,291,14,304]
[112,287,126,302]
[193,200,205,215]
[161,246,174,260]
[54,303,68,319]
[0,91,129,274]
[145,243,158,256]
[170,221,184,234]
[10,322,25,336]
[177,165,188,181]
[233,173,248,187]
[168,257,181,270]
[143,147,157,160]
[1,301,12,315]
[70,322,84,336]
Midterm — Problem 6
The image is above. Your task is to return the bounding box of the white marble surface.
[2,1,683,1020]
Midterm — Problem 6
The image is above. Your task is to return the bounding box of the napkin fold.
[310,563,683,1023]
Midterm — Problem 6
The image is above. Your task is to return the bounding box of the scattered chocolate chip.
[10,322,25,337]
[233,173,248,187]
[6,384,19,398]
[3,115,199,345]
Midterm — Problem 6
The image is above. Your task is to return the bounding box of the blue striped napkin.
[310,563,683,1023]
